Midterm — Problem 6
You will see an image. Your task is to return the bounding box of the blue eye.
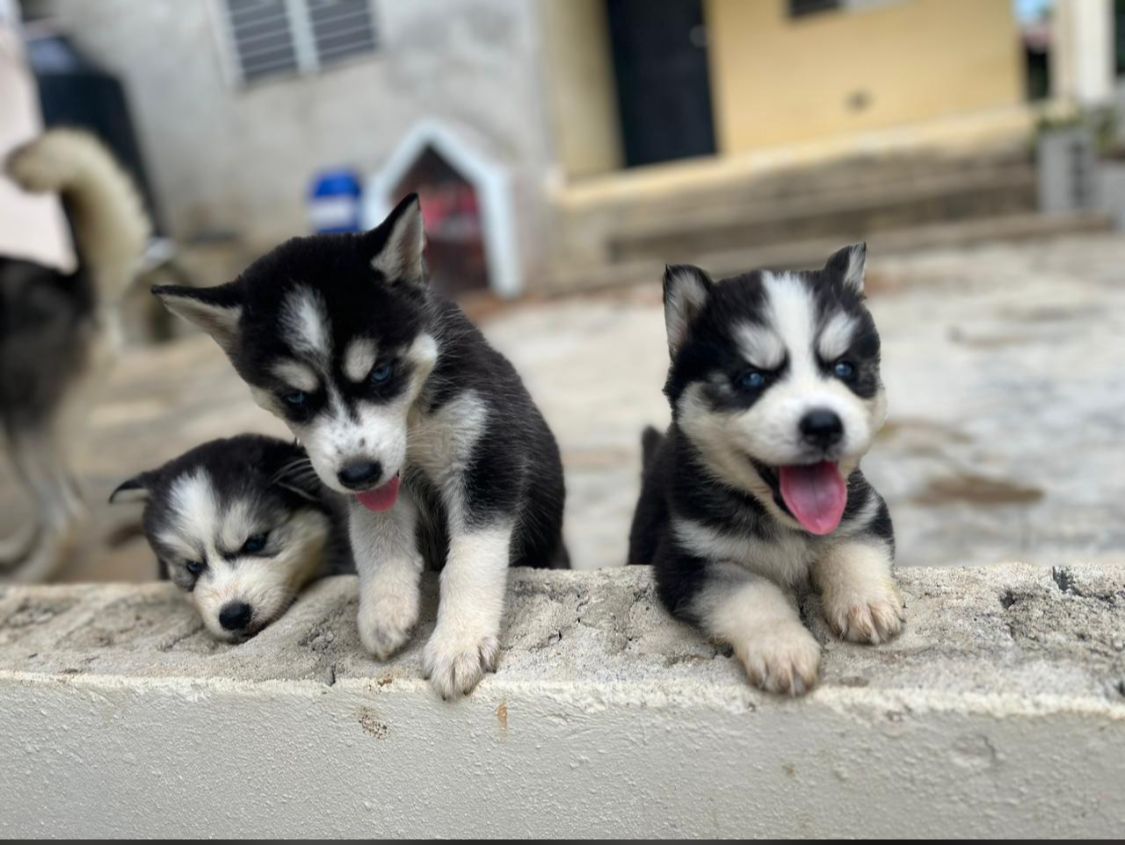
[369,362,394,385]
[282,391,308,408]
[834,360,856,381]
[738,370,767,391]
[241,533,268,555]
[185,560,205,576]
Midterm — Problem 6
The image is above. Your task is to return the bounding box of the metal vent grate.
[220,0,378,83]
[308,0,378,66]
[226,0,300,81]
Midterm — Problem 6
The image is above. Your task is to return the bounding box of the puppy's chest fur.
[672,512,819,588]
[406,389,488,494]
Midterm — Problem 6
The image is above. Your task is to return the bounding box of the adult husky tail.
[1,130,150,582]
[5,129,150,300]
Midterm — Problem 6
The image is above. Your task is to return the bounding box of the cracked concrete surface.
[0,563,1121,837]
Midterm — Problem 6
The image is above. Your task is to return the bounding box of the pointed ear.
[824,242,866,293]
[364,193,426,287]
[152,282,243,353]
[109,474,152,505]
[663,264,713,357]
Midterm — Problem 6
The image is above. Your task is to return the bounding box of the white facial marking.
[162,471,328,640]
[281,288,331,362]
[168,469,218,547]
[676,271,885,522]
[817,312,859,362]
[735,321,785,370]
[272,360,320,393]
[344,338,379,383]
[295,332,439,493]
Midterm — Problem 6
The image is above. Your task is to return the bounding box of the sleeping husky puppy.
[1,130,150,582]
[152,195,567,695]
[110,434,353,641]
[628,244,903,695]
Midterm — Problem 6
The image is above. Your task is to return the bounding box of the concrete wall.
[0,563,1121,837]
[37,0,556,286]
[705,0,1024,154]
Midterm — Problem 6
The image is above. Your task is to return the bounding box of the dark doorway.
[606,0,717,168]
[392,146,489,299]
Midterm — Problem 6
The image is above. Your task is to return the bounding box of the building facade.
[27,0,1032,295]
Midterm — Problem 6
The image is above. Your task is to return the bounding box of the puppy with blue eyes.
[628,244,903,695]
[111,434,352,641]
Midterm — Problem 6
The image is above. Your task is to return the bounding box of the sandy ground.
[2,233,1124,582]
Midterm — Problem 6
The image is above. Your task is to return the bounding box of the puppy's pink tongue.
[779,462,847,536]
[356,475,400,513]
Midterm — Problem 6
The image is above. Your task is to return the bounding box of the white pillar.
[1052,0,1116,105]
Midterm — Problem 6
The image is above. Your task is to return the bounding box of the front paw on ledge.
[735,622,822,696]
[357,591,419,660]
[823,584,905,645]
[422,628,499,699]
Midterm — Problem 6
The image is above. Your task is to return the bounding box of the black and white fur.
[153,195,567,696]
[110,434,353,641]
[1,130,150,582]
[628,245,903,695]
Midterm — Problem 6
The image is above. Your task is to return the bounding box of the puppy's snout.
[337,460,382,490]
[799,409,844,448]
[219,601,253,632]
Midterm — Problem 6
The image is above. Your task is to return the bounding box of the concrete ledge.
[0,563,1122,837]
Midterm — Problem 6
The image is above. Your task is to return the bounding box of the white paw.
[822,580,905,645]
[422,627,499,699]
[357,584,420,660]
[734,622,821,696]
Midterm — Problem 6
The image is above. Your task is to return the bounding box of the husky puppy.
[628,245,903,695]
[110,434,352,641]
[152,195,567,695]
[1,130,150,582]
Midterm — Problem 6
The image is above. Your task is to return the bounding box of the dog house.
[362,120,521,299]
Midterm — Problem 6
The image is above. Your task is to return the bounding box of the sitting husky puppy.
[110,434,352,641]
[628,244,902,695]
[1,130,150,582]
[152,195,567,695]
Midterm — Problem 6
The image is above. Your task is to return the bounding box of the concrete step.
[610,165,1037,262]
[548,211,1114,294]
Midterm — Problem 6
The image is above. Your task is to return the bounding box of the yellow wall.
[705,0,1023,154]
[542,0,623,179]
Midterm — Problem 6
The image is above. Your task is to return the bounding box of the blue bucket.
[308,169,363,234]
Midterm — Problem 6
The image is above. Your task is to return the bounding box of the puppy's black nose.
[337,461,382,490]
[219,601,253,631]
[800,409,844,448]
